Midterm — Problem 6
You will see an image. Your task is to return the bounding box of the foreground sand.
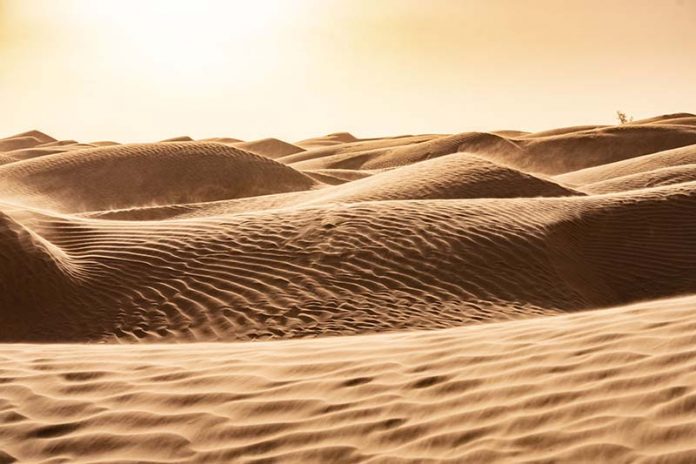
[2,296,696,463]
[1,114,696,462]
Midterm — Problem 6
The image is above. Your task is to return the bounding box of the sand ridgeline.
[1,115,696,463]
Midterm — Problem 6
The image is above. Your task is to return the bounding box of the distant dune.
[1,116,696,463]
[234,137,306,158]
[0,142,317,212]
[84,153,581,220]
[295,132,359,148]
[557,143,696,186]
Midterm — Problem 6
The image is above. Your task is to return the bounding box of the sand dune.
[627,112,696,125]
[581,165,696,194]
[2,180,694,342]
[289,132,488,170]
[278,134,438,166]
[0,142,317,212]
[201,136,244,144]
[285,124,696,176]
[295,154,582,204]
[296,132,359,148]
[518,124,609,138]
[0,136,47,152]
[37,139,86,148]
[460,125,696,175]
[4,129,57,144]
[80,153,580,220]
[234,138,306,158]
[650,117,696,127]
[2,115,696,462]
[2,295,696,463]
[557,143,696,186]
[0,147,73,166]
[0,130,56,152]
[160,136,195,142]
[302,168,375,185]
[0,132,90,166]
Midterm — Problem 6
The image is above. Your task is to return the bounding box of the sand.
[1,115,696,462]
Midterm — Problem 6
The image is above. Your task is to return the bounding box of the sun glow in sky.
[1,0,695,142]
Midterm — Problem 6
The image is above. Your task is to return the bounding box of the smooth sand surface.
[234,138,306,159]
[1,115,696,462]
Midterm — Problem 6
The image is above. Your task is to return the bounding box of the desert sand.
[1,113,696,462]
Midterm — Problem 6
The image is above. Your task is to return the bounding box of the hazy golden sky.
[1,0,695,142]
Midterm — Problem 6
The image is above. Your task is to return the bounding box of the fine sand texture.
[1,114,696,463]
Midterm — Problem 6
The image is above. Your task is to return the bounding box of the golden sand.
[1,114,695,462]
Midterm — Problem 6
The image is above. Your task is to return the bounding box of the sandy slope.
[580,165,696,194]
[3,182,695,342]
[234,138,306,158]
[82,153,581,220]
[1,116,696,462]
[0,142,317,212]
[0,131,55,153]
[285,121,696,175]
[556,143,696,186]
[293,154,582,205]
[296,132,359,148]
[2,296,696,463]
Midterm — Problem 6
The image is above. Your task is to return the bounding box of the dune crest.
[2,180,695,342]
[0,142,317,213]
[84,153,581,220]
[234,138,305,158]
[2,115,696,462]
[557,143,696,186]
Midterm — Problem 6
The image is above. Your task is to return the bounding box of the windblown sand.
[1,114,696,463]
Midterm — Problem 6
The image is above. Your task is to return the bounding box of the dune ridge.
[1,180,694,342]
[284,124,696,176]
[293,154,582,205]
[1,116,696,463]
[234,138,306,158]
[82,153,581,221]
[580,164,696,194]
[0,142,317,213]
[556,143,696,186]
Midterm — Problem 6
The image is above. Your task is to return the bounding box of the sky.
[1,0,695,142]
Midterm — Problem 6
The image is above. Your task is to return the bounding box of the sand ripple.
[1,118,696,462]
[1,296,696,462]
